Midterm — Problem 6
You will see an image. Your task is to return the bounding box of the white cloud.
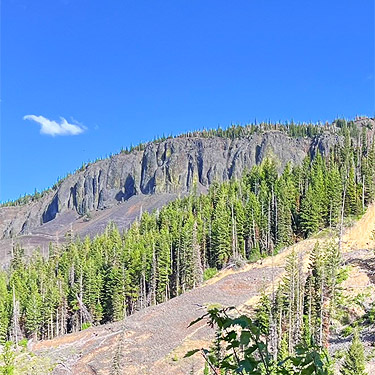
[23,115,86,136]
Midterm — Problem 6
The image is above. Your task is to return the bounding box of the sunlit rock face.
[1,130,343,240]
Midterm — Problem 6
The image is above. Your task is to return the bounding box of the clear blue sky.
[1,0,374,202]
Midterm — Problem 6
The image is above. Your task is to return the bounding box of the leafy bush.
[185,306,332,375]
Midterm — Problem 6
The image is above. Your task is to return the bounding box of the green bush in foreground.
[185,306,333,375]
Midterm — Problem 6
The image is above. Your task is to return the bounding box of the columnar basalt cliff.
[0,130,342,241]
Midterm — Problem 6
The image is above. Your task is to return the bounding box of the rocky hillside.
[0,133,335,233]
[0,118,373,264]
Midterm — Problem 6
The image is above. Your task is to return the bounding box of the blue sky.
[1,0,374,202]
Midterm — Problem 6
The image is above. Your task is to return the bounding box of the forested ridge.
[1,117,371,208]
[0,121,374,349]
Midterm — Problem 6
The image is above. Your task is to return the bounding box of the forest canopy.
[0,121,374,344]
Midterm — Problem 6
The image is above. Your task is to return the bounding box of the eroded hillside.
[30,203,375,375]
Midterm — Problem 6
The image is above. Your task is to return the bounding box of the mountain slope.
[30,204,375,375]
[0,129,343,265]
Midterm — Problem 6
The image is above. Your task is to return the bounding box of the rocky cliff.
[0,130,341,241]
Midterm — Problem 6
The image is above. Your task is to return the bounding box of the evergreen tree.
[300,185,321,235]
[345,166,360,216]
[326,161,342,227]
[0,342,15,375]
[211,193,231,268]
[0,274,9,343]
[311,152,328,225]
[24,281,43,339]
[255,291,271,336]
[340,330,367,375]
[156,228,171,303]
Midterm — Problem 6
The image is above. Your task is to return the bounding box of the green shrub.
[203,268,217,281]
[342,326,354,337]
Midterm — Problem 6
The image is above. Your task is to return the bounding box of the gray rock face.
[0,131,341,239]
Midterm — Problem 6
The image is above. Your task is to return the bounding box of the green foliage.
[367,303,375,324]
[0,342,15,375]
[0,342,54,375]
[255,291,271,335]
[185,306,333,375]
[18,339,27,350]
[81,322,91,330]
[340,330,367,375]
[203,268,218,281]
[0,133,372,341]
[341,326,353,338]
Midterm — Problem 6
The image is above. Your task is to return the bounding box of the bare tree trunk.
[192,222,203,288]
[338,182,347,253]
[362,174,365,212]
[12,285,19,345]
[50,311,54,339]
[267,200,271,254]
[252,212,256,249]
[176,245,180,296]
[288,262,295,353]
[308,276,312,337]
[56,307,59,337]
[319,269,325,347]
[274,192,278,245]
[151,244,157,306]
[79,270,83,329]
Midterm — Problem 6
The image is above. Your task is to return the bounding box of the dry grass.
[342,203,375,252]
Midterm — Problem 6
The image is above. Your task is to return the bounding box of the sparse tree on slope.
[340,330,367,375]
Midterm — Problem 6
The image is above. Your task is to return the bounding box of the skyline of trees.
[1,117,373,207]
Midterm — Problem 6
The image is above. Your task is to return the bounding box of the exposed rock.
[1,131,344,241]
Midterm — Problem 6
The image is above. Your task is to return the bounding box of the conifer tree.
[255,291,271,336]
[24,281,43,339]
[156,228,171,303]
[345,166,360,216]
[340,330,367,375]
[300,185,321,235]
[282,250,300,351]
[311,152,328,226]
[211,193,231,268]
[0,274,9,343]
[326,162,342,227]
[275,177,294,247]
